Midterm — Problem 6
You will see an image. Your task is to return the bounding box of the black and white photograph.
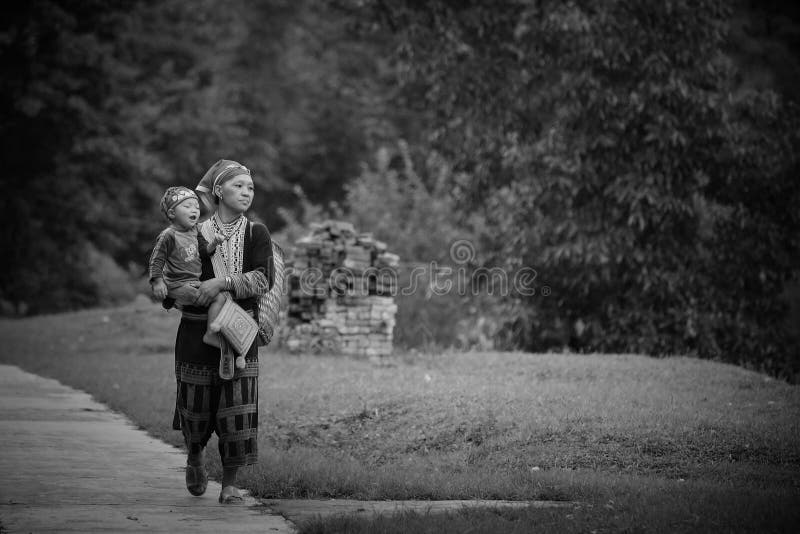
[0,1,798,532]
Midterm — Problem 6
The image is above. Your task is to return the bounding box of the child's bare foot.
[203,332,221,348]
[235,356,246,369]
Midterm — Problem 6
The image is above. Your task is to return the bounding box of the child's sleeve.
[148,229,173,282]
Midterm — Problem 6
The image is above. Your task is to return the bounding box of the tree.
[0,0,399,313]
[0,0,134,310]
[0,0,249,311]
[361,0,800,376]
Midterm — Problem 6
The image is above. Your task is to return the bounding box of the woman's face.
[216,174,254,214]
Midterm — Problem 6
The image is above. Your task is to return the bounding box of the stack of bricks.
[280,220,399,357]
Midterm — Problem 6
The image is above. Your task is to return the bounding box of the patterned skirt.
[172,314,259,467]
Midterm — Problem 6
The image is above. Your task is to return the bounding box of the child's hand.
[207,232,226,255]
[151,279,168,300]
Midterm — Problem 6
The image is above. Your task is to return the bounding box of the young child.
[149,186,245,368]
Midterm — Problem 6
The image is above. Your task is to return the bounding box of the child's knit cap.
[160,186,199,217]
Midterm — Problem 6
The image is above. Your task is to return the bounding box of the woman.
[172,159,274,504]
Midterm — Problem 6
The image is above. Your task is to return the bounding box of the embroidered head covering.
[160,186,199,217]
[195,159,251,218]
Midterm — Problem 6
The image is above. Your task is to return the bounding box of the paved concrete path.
[0,365,295,533]
[0,364,571,532]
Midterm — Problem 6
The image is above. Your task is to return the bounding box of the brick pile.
[280,220,399,357]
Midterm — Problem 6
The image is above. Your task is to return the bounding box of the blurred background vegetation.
[1,0,798,379]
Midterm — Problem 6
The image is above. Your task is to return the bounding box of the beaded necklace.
[211,213,246,275]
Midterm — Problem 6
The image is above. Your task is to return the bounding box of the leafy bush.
[363,0,800,378]
[0,0,385,313]
[343,142,506,350]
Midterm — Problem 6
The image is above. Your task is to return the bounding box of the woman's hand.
[194,277,227,306]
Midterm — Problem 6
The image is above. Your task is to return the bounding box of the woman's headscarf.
[195,159,251,220]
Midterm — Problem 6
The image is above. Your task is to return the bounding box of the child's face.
[169,198,200,230]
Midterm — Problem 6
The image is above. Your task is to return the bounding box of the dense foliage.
[0,0,387,311]
[360,0,800,377]
[1,0,798,377]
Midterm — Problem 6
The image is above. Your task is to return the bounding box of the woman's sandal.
[218,485,244,504]
[185,463,208,496]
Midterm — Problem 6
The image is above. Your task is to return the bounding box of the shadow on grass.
[297,482,800,534]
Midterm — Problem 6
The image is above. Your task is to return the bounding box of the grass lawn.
[1,298,799,533]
